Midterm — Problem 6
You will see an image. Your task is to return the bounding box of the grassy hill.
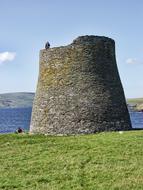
[127,98,143,111]
[0,92,35,108]
[0,131,143,189]
[127,98,143,105]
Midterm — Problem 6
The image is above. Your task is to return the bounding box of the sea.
[0,107,142,134]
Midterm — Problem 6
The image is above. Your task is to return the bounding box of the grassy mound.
[0,131,143,190]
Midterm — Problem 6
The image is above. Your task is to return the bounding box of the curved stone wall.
[30,35,132,134]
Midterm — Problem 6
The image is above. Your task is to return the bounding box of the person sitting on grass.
[15,127,23,134]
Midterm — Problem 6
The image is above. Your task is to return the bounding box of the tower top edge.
[73,35,115,44]
[40,35,115,52]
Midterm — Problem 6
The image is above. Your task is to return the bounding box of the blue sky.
[0,0,143,98]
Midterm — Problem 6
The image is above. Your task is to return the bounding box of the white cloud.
[126,58,143,64]
[126,58,138,64]
[0,52,16,65]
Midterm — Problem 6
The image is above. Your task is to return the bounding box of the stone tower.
[30,35,132,134]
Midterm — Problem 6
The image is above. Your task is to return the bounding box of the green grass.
[0,131,143,190]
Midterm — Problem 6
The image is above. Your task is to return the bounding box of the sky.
[0,0,143,98]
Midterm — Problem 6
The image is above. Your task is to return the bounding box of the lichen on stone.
[30,35,132,134]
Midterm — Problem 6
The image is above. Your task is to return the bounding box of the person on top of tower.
[45,41,50,49]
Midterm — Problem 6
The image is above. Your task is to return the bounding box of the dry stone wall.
[30,35,132,134]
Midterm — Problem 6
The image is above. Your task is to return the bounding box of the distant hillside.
[0,92,143,110]
[127,98,143,105]
[0,92,35,108]
[127,98,143,111]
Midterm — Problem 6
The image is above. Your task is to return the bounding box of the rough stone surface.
[30,35,132,134]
